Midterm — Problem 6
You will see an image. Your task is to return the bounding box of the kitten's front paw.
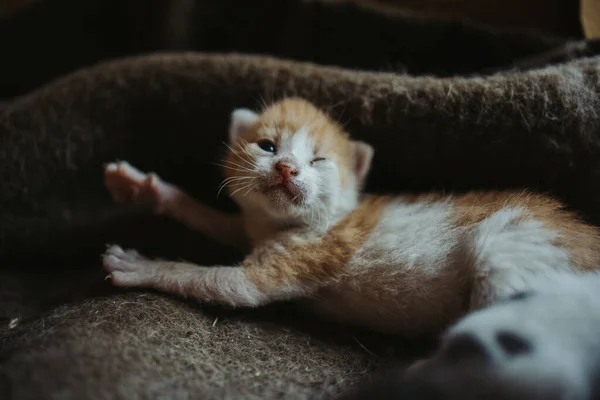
[102,245,157,287]
[104,161,167,213]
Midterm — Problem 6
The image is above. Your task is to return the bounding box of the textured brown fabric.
[0,266,423,399]
[3,2,600,399]
[0,289,404,399]
[4,53,600,261]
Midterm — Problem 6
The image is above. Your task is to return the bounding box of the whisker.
[334,102,348,127]
[220,175,253,183]
[229,182,256,197]
[217,165,254,174]
[238,144,259,167]
[225,180,256,191]
[226,179,256,186]
[256,94,268,112]
[321,200,331,231]
[218,176,254,190]
[222,140,258,163]
[221,142,257,168]
[217,184,230,199]
[216,163,255,173]
[222,155,258,170]
[317,205,323,230]
[243,183,258,197]
[221,141,241,155]
[231,153,259,169]
[217,177,255,198]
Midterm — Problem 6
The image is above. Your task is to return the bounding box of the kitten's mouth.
[264,182,302,204]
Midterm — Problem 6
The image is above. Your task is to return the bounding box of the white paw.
[104,161,166,213]
[102,245,156,287]
[104,161,146,202]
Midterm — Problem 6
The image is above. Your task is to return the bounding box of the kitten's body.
[102,98,600,336]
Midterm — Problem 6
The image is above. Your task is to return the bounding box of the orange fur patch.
[244,195,389,292]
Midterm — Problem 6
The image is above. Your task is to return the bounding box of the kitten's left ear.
[352,141,374,182]
[229,108,259,143]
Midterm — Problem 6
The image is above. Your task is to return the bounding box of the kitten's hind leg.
[104,161,247,249]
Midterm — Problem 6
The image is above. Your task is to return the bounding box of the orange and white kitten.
[102,98,600,336]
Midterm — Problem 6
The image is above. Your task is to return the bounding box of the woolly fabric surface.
[4,53,600,259]
[2,2,600,399]
[0,288,399,399]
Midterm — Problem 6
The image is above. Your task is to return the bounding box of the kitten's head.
[222,98,373,225]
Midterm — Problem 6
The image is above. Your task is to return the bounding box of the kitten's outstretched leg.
[102,244,312,307]
[103,196,382,307]
[104,161,247,249]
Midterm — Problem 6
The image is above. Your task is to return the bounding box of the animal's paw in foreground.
[343,272,600,400]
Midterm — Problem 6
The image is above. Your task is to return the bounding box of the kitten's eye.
[310,157,326,165]
[257,139,276,153]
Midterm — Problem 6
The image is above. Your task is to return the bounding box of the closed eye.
[310,157,326,165]
[503,291,535,302]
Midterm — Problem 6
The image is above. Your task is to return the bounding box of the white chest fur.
[353,199,459,274]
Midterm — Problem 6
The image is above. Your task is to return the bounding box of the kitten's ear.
[352,141,374,182]
[229,108,259,143]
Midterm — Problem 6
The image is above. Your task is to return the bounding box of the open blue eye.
[257,139,276,153]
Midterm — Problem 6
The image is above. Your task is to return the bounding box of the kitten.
[102,97,600,336]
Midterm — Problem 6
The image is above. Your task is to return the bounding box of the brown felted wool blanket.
[3,2,600,399]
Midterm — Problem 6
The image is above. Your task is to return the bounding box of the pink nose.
[275,162,299,180]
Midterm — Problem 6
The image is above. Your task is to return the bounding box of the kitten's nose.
[275,162,299,180]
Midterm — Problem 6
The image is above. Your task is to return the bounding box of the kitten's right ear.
[352,141,374,183]
[229,108,259,143]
